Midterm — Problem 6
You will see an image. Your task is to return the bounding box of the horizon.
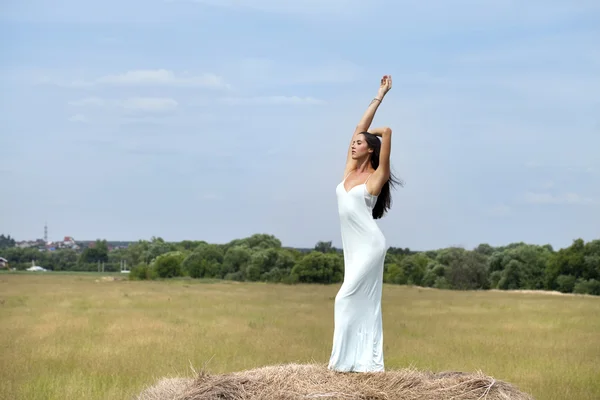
[4,229,589,253]
[2,1,599,252]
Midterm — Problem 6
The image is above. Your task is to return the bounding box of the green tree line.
[1,233,599,295]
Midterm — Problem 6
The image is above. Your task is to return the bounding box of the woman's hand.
[368,127,392,137]
[377,75,392,98]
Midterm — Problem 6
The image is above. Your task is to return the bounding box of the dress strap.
[342,170,353,182]
[364,173,373,185]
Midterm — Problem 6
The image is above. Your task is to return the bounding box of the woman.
[328,75,401,373]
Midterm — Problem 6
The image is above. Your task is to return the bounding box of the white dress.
[328,173,386,372]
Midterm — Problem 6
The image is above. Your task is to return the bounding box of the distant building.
[55,236,80,250]
[0,257,8,268]
[16,240,38,249]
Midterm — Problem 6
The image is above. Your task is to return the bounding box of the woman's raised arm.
[343,75,392,177]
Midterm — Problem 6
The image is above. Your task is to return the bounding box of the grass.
[1,273,599,400]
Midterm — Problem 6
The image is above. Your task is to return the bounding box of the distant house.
[53,236,80,250]
[0,257,8,269]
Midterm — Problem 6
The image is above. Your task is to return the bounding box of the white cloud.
[524,192,594,205]
[98,69,228,88]
[69,96,178,112]
[120,97,178,112]
[219,96,325,106]
[69,97,106,107]
[47,69,230,89]
[68,114,87,123]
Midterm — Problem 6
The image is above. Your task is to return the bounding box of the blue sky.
[1,0,599,251]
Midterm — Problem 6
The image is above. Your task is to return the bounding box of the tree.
[50,249,79,271]
[436,247,467,268]
[193,244,224,278]
[246,248,280,281]
[314,241,336,253]
[177,240,208,251]
[487,244,550,290]
[181,252,206,278]
[545,239,586,290]
[446,251,489,290]
[400,253,431,286]
[225,234,281,251]
[0,234,16,249]
[498,259,522,290]
[291,252,343,284]
[474,243,495,256]
[124,240,149,266]
[222,246,252,280]
[384,263,407,284]
[387,247,415,256]
[152,251,185,278]
[143,237,174,264]
[422,262,445,287]
[79,239,109,264]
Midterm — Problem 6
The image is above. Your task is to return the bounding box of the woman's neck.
[355,157,374,173]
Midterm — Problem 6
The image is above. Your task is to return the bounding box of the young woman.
[328,75,401,373]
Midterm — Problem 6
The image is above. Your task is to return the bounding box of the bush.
[422,263,445,287]
[182,253,205,278]
[433,276,450,289]
[262,267,284,283]
[384,264,407,284]
[291,252,343,284]
[152,251,185,279]
[556,274,576,293]
[129,263,156,280]
[573,279,600,295]
[224,271,245,281]
[489,270,502,288]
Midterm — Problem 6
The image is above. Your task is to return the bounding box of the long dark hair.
[361,131,404,219]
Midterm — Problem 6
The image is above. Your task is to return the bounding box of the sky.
[1,0,599,251]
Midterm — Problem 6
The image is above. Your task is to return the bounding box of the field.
[1,273,599,400]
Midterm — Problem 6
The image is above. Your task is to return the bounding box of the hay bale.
[135,363,534,400]
[136,377,194,400]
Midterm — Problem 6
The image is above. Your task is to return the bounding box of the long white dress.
[328,173,386,372]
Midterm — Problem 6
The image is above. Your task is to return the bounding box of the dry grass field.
[1,272,599,400]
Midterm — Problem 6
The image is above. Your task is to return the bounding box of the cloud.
[218,96,325,106]
[69,97,178,112]
[121,97,178,112]
[524,192,595,205]
[45,69,230,89]
[69,97,106,107]
[68,114,87,123]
